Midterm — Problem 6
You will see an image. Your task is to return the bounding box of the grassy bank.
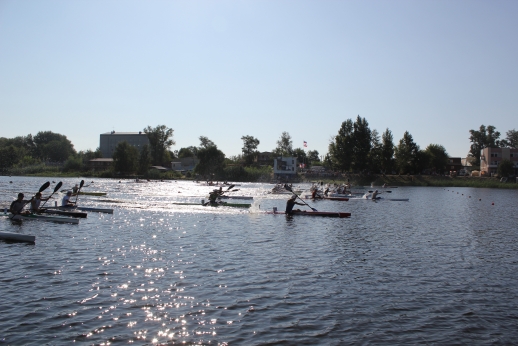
[305,174,518,189]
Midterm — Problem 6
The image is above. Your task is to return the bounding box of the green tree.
[469,125,502,166]
[497,159,514,177]
[199,136,216,149]
[138,144,151,175]
[307,150,320,164]
[113,141,138,174]
[352,115,372,172]
[502,129,518,148]
[0,145,20,172]
[292,148,307,168]
[395,131,419,174]
[63,155,83,172]
[367,129,382,173]
[380,128,395,174]
[33,131,75,162]
[273,131,293,157]
[178,146,198,158]
[425,144,449,174]
[328,119,354,172]
[241,135,260,166]
[194,145,226,178]
[144,125,175,166]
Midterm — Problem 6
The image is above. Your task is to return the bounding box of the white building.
[273,156,298,180]
[99,131,149,158]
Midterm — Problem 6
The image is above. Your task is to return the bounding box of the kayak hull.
[41,209,88,218]
[173,202,251,208]
[46,206,114,214]
[265,210,351,218]
[3,212,79,224]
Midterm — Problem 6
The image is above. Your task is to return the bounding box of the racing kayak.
[46,206,114,214]
[60,190,107,196]
[40,209,88,218]
[219,196,254,200]
[265,210,351,218]
[2,212,80,224]
[172,201,251,208]
[0,231,35,243]
[304,195,349,201]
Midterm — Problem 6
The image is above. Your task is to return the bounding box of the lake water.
[1,176,518,345]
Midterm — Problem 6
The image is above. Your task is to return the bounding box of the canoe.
[265,210,351,218]
[0,231,35,243]
[60,190,107,196]
[172,201,251,208]
[304,195,350,201]
[40,209,88,218]
[46,206,114,214]
[219,196,254,200]
[2,212,80,224]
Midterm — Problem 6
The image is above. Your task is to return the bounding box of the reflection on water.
[1,177,518,344]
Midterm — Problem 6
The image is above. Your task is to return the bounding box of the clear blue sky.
[1,0,516,159]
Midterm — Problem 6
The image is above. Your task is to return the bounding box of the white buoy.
[0,231,35,243]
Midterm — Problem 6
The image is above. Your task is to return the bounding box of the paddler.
[62,191,76,207]
[285,194,304,215]
[371,190,380,200]
[30,192,51,213]
[208,187,224,204]
[9,193,32,215]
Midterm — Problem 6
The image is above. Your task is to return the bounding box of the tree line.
[2,121,516,178]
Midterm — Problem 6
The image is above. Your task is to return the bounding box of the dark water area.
[1,177,518,345]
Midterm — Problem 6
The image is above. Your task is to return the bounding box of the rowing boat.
[46,206,114,214]
[2,212,80,224]
[40,209,88,218]
[265,210,351,218]
[172,201,251,208]
[304,195,349,201]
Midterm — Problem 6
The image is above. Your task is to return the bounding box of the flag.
[303,141,307,147]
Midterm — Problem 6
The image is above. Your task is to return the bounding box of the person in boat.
[286,194,304,215]
[208,187,224,204]
[9,193,32,215]
[72,184,79,193]
[371,190,380,200]
[30,192,50,213]
[382,183,387,188]
[311,189,323,199]
[62,191,76,207]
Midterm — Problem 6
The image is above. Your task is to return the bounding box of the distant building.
[480,147,518,176]
[255,152,273,166]
[447,157,463,173]
[99,131,149,158]
[273,156,297,180]
[171,157,200,173]
[88,158,114,171]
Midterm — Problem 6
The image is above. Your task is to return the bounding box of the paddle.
[39,181,63,209]
[9,181,50,219]
[203,184,236,206]
[73,180,85,204]
[284,184,318,212]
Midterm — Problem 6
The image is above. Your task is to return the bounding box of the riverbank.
[304,174,518,189]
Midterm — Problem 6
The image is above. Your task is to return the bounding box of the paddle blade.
[39,181,51,192]
[79,180,85,188]
[227,184,235,191]
[284,184,293,192]
[54,181,63,192]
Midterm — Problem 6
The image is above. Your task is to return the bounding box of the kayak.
[40,209,88,218]
[0,231,35,243]
[219,196,253,200]
[60,190,107,196]
[2,212,80,224]
[348,197,409,201]
[172,201,251,208]
[265,210,351,218]
[304,195,349,201]
[46,206,114,214]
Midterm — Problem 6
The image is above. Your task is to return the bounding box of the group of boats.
[1,180,409,243]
